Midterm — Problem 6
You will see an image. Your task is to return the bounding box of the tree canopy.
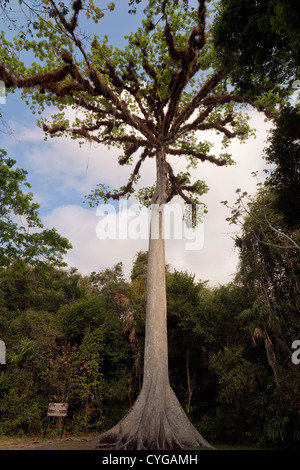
[0,0,284,219]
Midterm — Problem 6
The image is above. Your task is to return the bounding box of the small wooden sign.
[0,341,5,364]
[47,403,68,417]
[44,403,69,439]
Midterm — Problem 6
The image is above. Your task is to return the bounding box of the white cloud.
[42,199,239,285]
[43,204,149,279]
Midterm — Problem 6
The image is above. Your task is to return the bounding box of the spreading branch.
[161,1,208,135]
[0,0,279,210]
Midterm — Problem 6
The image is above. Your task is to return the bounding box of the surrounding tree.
[230,189,300,448]
[264,104,300,228]
[221,102,300,447]
[211,3,300,445]
[0,0,285,449]
[0,148,71,267]
[166,270,207,414]
[0,261,133,435]
[212,0,300,97]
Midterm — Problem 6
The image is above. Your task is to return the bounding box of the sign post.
[44,403,68,439]
[0,341,6,364]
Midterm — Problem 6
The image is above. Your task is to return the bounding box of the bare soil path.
[0,436,97,450]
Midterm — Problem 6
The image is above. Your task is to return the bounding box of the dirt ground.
[0,436,270,451]
[0,436,98,450]
[0,436,216,451]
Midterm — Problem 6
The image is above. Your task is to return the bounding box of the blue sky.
[0,1,274,285]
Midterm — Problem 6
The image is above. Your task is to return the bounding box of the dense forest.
[0,104,299,448]
[0,241,299,449]
[0,0,299,451]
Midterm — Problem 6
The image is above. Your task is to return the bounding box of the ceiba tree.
[0,0,284,449]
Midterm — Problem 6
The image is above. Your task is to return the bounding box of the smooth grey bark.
[94,150,213,450]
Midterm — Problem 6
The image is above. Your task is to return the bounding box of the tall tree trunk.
[94,149,213,450]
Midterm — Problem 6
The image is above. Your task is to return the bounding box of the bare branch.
[166,105,213,144]
[170,71,223,136]
[102,149,149,200]
[0,62,71,89]
[166,147,228,166]
[200,92,276,118]
[166,163,198,220]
